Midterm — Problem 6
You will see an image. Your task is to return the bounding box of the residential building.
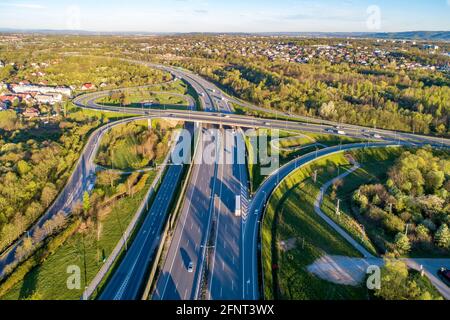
[22,107,40,118]
[11,84,72,97]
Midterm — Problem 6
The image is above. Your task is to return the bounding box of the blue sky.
[0,0,449,32]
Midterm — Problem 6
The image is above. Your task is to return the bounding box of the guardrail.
[82,130,180,300]
[140,123,201,300]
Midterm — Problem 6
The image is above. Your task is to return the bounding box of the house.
[0,101,7,110]
[35,93,62,105]
[22,107,40,118]
[0,60,4,68]
[0,95,21,106]
[81,83,96,91]
[11,84,72,97]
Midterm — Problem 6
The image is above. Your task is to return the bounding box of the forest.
[166,56,449,135]
[353,148,450,256]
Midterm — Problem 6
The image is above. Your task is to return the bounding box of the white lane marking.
[208,136,225,299]
[159,138,203,299]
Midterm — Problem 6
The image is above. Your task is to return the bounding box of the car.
[373,133,382,139]
[254,209,259,216]
[438,268,450,286]
[188,262,194,273]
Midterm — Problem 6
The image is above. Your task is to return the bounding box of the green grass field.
[245,129,365,193]
[1,172,156,300]
[262,148,403,300]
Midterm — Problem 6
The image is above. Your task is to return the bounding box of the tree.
[83,192,91,215]
[17,160,31,177]
[96,170,120,188]
[435,224,450,249]
[40,183,57,208]
[319,101,337,119]
[394,233,411,254]
[0,110,18,131]
[14,237,34,261]
[375,259,409,300]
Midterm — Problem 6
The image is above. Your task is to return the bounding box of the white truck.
[235,195,242,217]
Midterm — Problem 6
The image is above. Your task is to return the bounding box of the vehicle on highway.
[188,262,194,273]
[438,268,450,286]
[325,128,346,135]
[254,209,259,216]
[373,133,382,139]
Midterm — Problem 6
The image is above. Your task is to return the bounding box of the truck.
[235,195,242,217]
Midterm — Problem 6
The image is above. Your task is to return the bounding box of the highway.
[73,62,450,301]
[4,58,448,299]
[206,128,250,300]
[153,126,219,300]
[74,94,450,150]
[99,135,186,300]
[0,116,159,279]
[149,62,250,300]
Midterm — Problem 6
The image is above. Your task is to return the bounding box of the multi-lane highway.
[99,136,186,300]
[152,65,249,300]
[74,92,450,150]
[153,126,219,300]
[206,128,250,300]
[73,62,450,301]
[4,58,448,300]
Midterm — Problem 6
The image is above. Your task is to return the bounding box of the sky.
[0,0,449,33]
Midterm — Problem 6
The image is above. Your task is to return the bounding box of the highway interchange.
[1,59,449,300]
[73,61,450,300]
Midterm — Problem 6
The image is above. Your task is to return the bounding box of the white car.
[373,134,382,139]
[188,262,194,273]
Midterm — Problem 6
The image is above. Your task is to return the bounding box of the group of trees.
[375,258,443,300]
[353,148,450,256]
[0,108,104,255]
[96,120,175,170]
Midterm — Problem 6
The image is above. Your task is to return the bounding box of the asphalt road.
[151,63,250,300]
[0,116,154,278]
[6,59,442,300]
[74,94,450,150]
[206,128,250,300]
[74,63,450,301]
[153,126,219,300]
[99,137,185,300]
[244,142,405,299]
